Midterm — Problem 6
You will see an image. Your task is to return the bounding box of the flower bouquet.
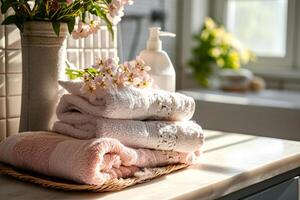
[188,17,255,87]
[66,56,153,101]
[0,0,134,132]
[1,0,133,37]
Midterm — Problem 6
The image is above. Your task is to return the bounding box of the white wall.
[177,0,210,89]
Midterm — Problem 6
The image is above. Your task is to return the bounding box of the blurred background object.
[176,0,300,141]
[119,0,177,62]
[188,17,255,88]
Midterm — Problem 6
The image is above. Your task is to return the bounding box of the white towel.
[53,118,204,153]
[58,80,195,121]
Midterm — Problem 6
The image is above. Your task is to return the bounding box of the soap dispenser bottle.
[139,27,176,92]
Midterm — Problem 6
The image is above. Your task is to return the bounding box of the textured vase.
[20,21,68,132]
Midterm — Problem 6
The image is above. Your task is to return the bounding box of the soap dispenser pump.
[139,27,176,92]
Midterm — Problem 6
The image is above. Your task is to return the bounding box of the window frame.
[210,0,299,74]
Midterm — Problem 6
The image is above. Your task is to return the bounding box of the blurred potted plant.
[0,0,133,132]
[188,17,255,88]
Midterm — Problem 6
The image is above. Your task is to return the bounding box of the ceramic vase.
[19,21,68,132]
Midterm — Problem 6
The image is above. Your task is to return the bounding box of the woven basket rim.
[0,162,188,192]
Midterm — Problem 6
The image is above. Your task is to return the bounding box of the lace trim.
[161,151,181,163]
[154,93,173,117]
[156,122,178,150]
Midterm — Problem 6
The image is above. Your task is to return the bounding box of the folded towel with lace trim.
[58,80,195,121]
[0,132,199,185]
[53,118,204,153]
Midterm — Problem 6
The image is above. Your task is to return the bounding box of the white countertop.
[180,90,300,141]
[0,130,300,200]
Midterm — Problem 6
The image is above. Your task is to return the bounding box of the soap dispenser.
[139,27,176,92]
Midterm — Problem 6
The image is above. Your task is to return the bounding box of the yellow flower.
[240,50,256,64]
[222,32,233,46]
[210,28,222,39]
[211,28,227,45]
[217,27,226,37]
[240,50,250,64]
[216,58,225,67]
[205,17,216,29]
[209,48,222,58]
[228,51,240,69]
[200,30,209,41]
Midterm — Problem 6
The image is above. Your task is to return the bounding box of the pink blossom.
[93,58,105,69]
[80,56,152,100]
[100,58,119,77]
[114,71,127,87]
[122,61,135,74]
[80,80,97,102]
[132,77,141,86]
[94,76,107,88]
[108,0,124,18]
[72,20,101,39]
[89,20,101,34]
[71,21,90,39]
[135,56,145,65]
[122,0,134,5]
[137,73,153,88]
[134,56,151,72]
[65,0,74,4]
[106,0,128,25]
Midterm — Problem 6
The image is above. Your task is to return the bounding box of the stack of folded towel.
[0,80,204,186]
[53,81,204,153]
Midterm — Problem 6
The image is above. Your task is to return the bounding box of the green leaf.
[15,21,24,32]
[92,4,115,40]
[1,15,16,25]
[103,16,114,40]
[65,68,84,80]
[52,21,60,37]
[1,0,18,14]
[86,67,98,75]
[67,18,75,34]
[81,12,86,23]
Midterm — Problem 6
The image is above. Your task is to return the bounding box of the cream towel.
[58,80,195,121]
[53,119,204,153]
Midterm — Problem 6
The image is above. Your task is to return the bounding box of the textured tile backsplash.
[0,17,117,140]
[67,25,117,68]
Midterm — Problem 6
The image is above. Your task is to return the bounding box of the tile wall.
[0,16,117,140]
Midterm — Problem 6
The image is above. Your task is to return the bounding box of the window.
[227,0,288,57]
[211,0,300,73]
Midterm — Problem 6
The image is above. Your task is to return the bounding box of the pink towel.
[0,132,198,185]
[58,80,195,121]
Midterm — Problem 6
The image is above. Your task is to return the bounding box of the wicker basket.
[0,163,188,192]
